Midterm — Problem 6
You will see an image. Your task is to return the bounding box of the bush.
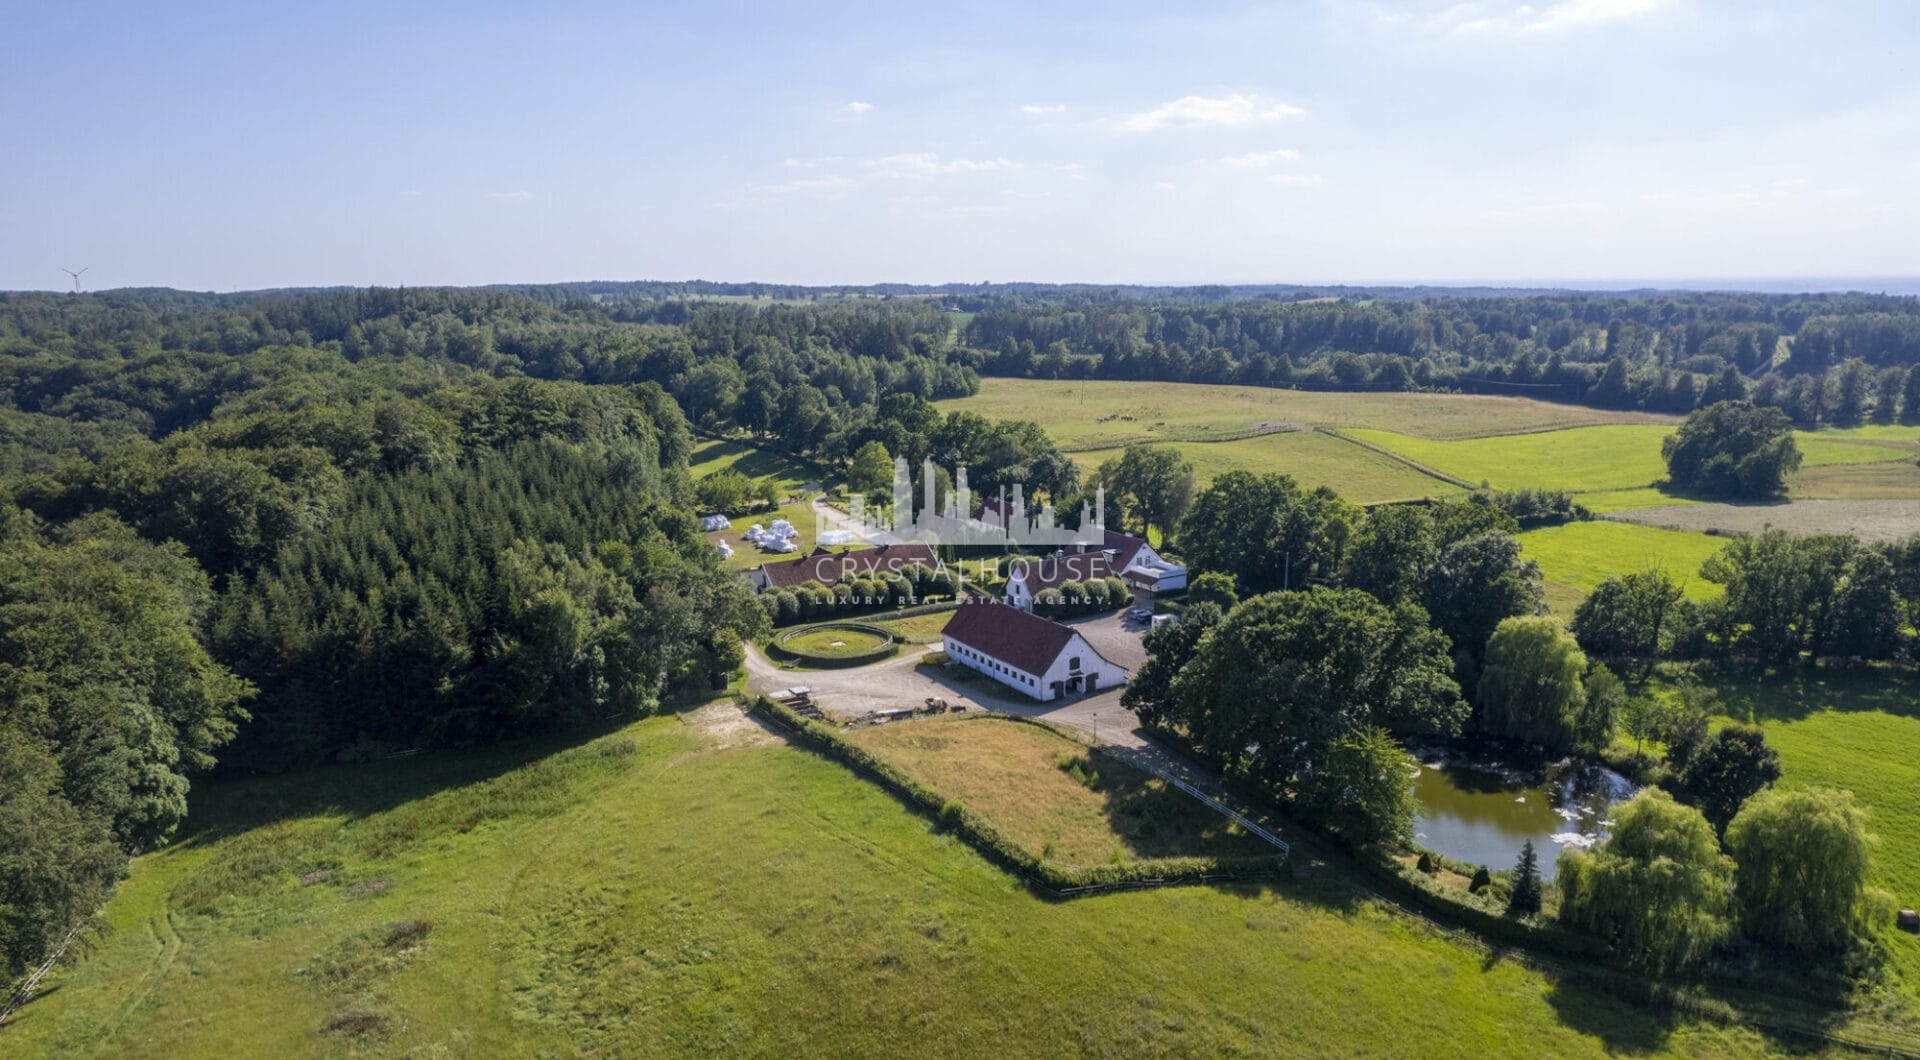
[385,918,433,947]
[938,799,965,830]
[1416,852,1435,874]
[1469,866,1492,893]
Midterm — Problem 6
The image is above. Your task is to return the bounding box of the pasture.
[1517,522,1727,614]
[691,438,834,571]
[1344,424,1916,495]
[1686,668,1920,1007]
[1,705,1819,1059]
[1606,499,1920,544]
[940,378,1676,449]
[846,715,1269,866]
[1070,429,1464,503]
[689,436,826,494]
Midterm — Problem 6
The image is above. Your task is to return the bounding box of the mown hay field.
[941,378,1677,449]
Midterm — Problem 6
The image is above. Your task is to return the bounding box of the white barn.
[941,598,1128,702]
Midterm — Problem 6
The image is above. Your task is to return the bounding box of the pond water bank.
[1409,746,1637,881]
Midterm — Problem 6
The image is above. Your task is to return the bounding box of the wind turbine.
[62,267,88,293]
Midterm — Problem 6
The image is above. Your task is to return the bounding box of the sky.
[2,0,1917,291]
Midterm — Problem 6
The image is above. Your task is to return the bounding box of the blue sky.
[3,0,1916,290]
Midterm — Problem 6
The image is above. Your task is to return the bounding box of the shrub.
[1470,866,1492,893]
[385,918,433,947]
[1416,852,1435,874]
[938,799,965,830]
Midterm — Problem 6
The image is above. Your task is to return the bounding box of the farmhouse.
[747,543,939,592]
[941,597,1129,702]
[1003,528,1186,609]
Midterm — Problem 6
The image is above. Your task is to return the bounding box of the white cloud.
[1216,148,1303,168]
[1020,103,1067,115]
[862,153,1024,179]
[1267,173,1324,187]
[757,175,858,194]
[783,156,843,168]
[843,101,874,114]
[1433,0,1670,35]
[485,190,534,201]
[1525,0,1668,33]
[1117,93,1306,132]
[1154,181,1177,191]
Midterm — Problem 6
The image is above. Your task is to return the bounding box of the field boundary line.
[1054,421,1306,454]
[1314,427,1477,489]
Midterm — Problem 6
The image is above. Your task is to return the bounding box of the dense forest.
[4,278,1920,987]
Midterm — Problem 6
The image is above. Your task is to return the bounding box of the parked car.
[1127,607,1152,621]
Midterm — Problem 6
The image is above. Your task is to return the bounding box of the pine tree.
[1508,840,1543,917]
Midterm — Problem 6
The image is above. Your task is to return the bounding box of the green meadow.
[1070,429,1464,503]
[1344,424,1916,495]
[690,436,826,493]
[0,706,1829,1059]
[941,378,1675,449]
[1517,521,1728,614]
[1686,668,1920,1012]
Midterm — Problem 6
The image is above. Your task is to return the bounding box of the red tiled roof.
[942,597,1085,676]
[756,543,939,589]
[1102,529,1148,570]
[1008,549,1116,594]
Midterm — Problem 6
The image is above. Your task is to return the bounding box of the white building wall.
[1036,632,1129,697]
[939,631,1128,703]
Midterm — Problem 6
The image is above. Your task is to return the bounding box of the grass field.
[940,379,1677,449]
[1517,522,1727,614]
[1606,500,1920,544]
[1344,424,1915,495]
[871,609,955,644]
[1791,459,1920,500]
[847,715,1269,866]
[779,624,894,659]
[689,436,827,494]
[1070,429,1465,503]
[690,438,857,571]
[1681,668,1920,1011]
[2,703,1842,1058]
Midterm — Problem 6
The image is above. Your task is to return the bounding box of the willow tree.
[1557,789,1734,974]
[1725,787,1874,955]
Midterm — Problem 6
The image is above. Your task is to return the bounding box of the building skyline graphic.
[822,456,1107,549]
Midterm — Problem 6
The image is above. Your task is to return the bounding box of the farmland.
[847,715,1269,866]
[1,705,1817,1059]
[942,380,1919,517]
[1684,668,1920,1007]
[1343,424,1916,496]
[940,379,1677,448]
[1069,429,1463,502]
[1606,499,1920,544]
[1517,521,1728,614]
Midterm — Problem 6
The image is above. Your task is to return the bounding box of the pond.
[1411,752,1636,881]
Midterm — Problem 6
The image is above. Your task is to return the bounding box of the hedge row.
[750,698,1288,895]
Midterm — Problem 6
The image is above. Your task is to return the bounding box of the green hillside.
[2,705,1815,1059]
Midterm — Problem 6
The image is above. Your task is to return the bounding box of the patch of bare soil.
[682,702,780,750]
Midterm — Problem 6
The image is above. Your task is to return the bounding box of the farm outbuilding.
[941,597,1128,702]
